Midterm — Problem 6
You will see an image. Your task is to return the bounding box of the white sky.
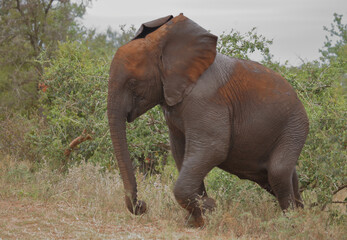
[82,0,347,65]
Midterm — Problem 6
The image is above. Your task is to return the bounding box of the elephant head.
[107,14,217,214]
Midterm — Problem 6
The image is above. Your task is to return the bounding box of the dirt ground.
[0,197,203,240]
[0,197,124,239]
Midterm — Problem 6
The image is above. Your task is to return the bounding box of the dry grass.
[0,154,345,239]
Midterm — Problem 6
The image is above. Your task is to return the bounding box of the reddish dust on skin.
[112,40,150,80]
[115,14,217,86]
[112,16,174,80]
[215,60,294,106]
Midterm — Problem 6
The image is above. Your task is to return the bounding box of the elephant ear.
[133,15,173,40]
[161,14,218,106]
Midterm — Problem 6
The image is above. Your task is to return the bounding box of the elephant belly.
[218,148,270,183]
[218,109,284,179]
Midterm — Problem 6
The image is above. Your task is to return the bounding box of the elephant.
[107,14,309,227]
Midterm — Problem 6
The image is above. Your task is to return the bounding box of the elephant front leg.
[173,139,229,227]
[169,104,230,227]
[168,123,210,200]
[174,168,216,227]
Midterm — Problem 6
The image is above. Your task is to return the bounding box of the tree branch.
[15,0,23,15]
[44,0,54,15]
[64,129,92,157]
[333,184,347,195]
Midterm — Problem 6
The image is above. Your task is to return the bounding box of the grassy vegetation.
[0,155,345,239]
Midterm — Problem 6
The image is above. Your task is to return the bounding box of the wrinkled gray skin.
[107,14,309,227]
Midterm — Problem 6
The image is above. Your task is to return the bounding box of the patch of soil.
[0,197,204,239]
[0,197,147,239]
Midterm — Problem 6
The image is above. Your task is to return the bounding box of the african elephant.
[107,14,309,227]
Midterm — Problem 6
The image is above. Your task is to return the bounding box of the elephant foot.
[126,198,147,215]
[185,213,205,228]
[134,200,147,215]
[184,197,216,228]
[200,197,216,212]
[295,200,304,209]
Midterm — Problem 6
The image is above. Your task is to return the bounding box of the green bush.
[32,41,170,171]
[126,106,169,173]
[217,27,273,61]
[291,59,345,204]
[31,41,112,169]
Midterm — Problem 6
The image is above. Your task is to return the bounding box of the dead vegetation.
[0,154,345,239]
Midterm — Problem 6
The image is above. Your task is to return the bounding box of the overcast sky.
[82,0,347,65]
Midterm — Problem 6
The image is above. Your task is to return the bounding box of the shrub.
[32,41,112,169]
[33,41,170,171]
[288,59,346,205]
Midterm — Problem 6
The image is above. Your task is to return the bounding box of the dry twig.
[64,129,92,157]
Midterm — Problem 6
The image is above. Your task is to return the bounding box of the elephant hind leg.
[257,181,275,197]
[258,170,303,209]
[292,169,304,208]
[267,146,302,210]
[268,166,295,210]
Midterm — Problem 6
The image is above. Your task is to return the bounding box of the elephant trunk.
[107,90,147,215]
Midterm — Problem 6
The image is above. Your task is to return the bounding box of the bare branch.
[331,201,347,204]
[64,129,93,157]
[333,184,347,195]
